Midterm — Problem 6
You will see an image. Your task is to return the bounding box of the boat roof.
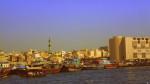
[27,67,43,70]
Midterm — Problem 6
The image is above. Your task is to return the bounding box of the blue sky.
[0,0,150,51]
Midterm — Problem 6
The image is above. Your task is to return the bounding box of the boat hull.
[0,68,11,78]
[10,68,48,77]
[61,65,81,72]
[68,68,81,72]
[50,68,61,74]
[81,64,104,70]
[46,64,62,74]
[104,64,118,69]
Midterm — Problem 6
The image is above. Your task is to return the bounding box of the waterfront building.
[88,49,101,58]
[40,51,49,59]
[25,52,32,65]
[64,52,73,59]
[71,48,109,59]
[0,51,9,62]
[88,49,109,58]
[74,49,89,59]
[61,51,66,57]
[109,36,150,63]
[88,49,95,58]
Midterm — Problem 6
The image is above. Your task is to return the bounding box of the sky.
[0,0,150,52]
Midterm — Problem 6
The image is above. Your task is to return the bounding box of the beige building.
[109,36,150,63]
[88,49,102,58]
[72,48,109,59]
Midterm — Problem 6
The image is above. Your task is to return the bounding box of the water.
[1,67,150,84]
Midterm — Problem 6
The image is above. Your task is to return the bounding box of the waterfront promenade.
[1,66,150,84]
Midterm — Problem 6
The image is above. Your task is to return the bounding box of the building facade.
[109,36,150,63]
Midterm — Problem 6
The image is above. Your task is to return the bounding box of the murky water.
[1,67,150,84]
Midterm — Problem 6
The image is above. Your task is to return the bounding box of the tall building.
[109,36,150,63]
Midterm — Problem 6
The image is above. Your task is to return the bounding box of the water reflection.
[0,67,150,84]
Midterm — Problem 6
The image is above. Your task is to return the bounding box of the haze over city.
[0,0,150,51]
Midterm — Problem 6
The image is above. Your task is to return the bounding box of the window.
[146,38,149,44]
[132,44,137,48]
[138,40,140,44]
[132,41,138,48]
[137,50,141,52]
[142,53,146,58]
[137,38,140,44]
[146,50,149,52]
[141,44,145,48]
[133,37,136,40]
[133,53,137,58]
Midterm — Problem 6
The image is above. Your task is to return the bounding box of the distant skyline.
[0,0,150,52]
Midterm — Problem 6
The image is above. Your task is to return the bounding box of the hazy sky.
[0,0,150,51]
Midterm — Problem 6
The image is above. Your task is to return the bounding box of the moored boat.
[25,66,48,77]
[98,57,118,69]
[47,54,64,74]
[0,62,11,78]
[104,63,118,69]
[61,58,81,72]
[10,64,48,77]
[61,64,81,72]
[81,64,104,70]
[81,58,104,70]
[47,64,62,74]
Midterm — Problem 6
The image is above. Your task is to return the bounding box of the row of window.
[133,53,148,58]
[133,37,149,40]
[132,41,150,44]
[134,50,150,52]
[132,43,150,48]
[132,38,150,44]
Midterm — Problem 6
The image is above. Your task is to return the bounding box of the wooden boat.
[24,67,48,77]
[47,55,64,74]
[98,57,118,69]
[61,65,81,72]
[81,64,104,70]
[104,63,118,69]
[11,65,48,77]
[0,62,11,78]
[44,63,62,74]
[0,68,11,78]
[68,68,81,72]
[10,65,26,75]
[61,58,81,72]
[49,64,62,74]
[81,58,104,70]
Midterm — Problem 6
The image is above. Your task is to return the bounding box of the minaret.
[48,38,52,54]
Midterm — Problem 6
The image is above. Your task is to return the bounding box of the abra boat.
[102,60,118,69]
[47,55,64,74]
[25,66,48,77]
[61,58,81,72]
[81,58,104,70]
[104,63,118,69]
[46,63,62,74]
[99,58,118,69]
[11,64,48,77]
